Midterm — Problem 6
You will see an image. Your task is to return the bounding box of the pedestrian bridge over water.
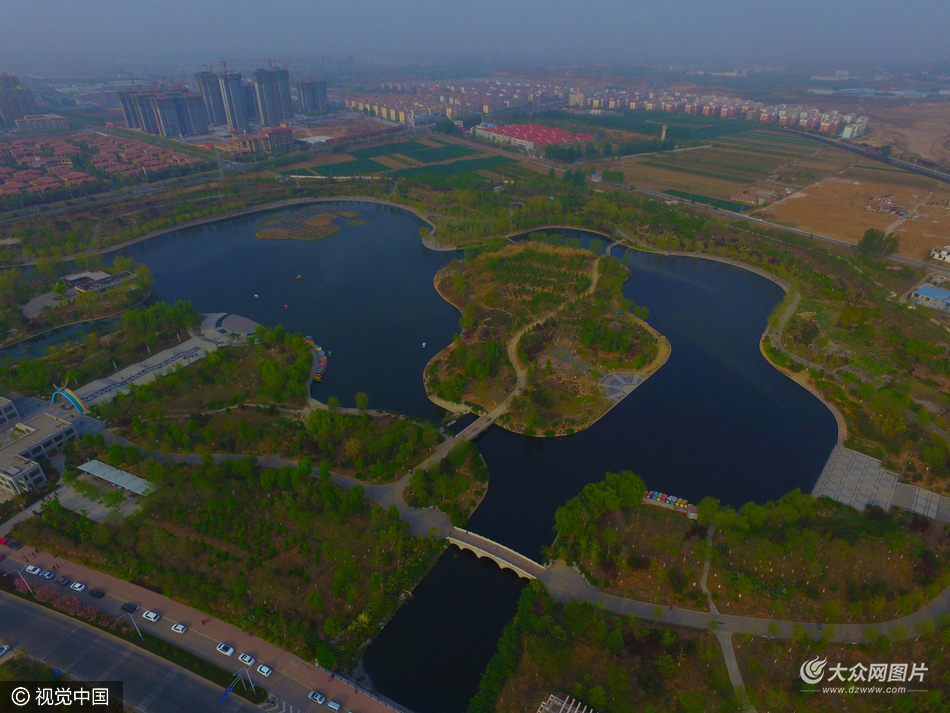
[446,528,546,580]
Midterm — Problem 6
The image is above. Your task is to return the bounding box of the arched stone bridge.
[446,527,546,580]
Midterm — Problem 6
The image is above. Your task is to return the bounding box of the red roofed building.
[472,123,594,152]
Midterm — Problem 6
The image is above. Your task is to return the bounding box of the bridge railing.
[451,527,546,571]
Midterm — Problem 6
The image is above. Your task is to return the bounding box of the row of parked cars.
[307,691,348,711]
[20,564,276,679]
[214,642,273,678]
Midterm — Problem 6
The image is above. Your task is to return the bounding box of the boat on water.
[304,336,329,382]
[254,294,259,299]
[297,275,302,280]
[422,342,427,349]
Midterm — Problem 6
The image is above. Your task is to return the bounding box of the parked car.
[25,565,41,576]
[308,692,326,704]
[256,664,272,678]
[7,541,22,550]
[216,643,235,657]
[238,653,255,667]
[142,611,161,623]
[54,576,70,587]
[327,702,342,712]
[171,623,187,634]
[0,537,8,545]
[87,589,105,599]
[69,582,86,592]
[120,603,137,614]
[0,645,9,658]
[39,571,54,580]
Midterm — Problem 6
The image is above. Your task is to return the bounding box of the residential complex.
[14,114,69,134]
[472,124,594,152]
[117,89,210,138]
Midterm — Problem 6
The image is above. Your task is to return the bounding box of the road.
[0,550,408,713]
[0,592,258,713]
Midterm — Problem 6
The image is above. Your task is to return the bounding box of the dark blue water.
[112,204,837,713]
[0,316,119,362]
[115,201,461,421]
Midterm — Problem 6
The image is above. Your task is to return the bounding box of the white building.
[930,246,950,264]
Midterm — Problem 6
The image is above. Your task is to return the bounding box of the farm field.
[759,170,942,259]
[610,129,861,209]
[279,139,491,179]
[389,155,517,178]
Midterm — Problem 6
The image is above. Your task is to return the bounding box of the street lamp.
[116,612,143,640]
[4,567,34,597]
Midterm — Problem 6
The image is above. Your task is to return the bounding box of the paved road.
[0,592,258,713]
[0,552,406,713]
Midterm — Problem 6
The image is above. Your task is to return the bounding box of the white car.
[307,692,326,704]
[0,645,9,658]
[171,623,187,634]
[216,643,235,657]
[39,570,55,580]
[142,611,161,623]
[69,582,86,592]
[256,664,272,678]
[238,653,256,667]
[25,566,41,576]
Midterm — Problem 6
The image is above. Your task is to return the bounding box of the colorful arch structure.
[51,382,87,414]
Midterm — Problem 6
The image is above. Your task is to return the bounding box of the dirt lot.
[858,101,950,166]
[759,176,944,259]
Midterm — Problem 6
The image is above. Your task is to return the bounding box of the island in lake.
[425,238,670,436]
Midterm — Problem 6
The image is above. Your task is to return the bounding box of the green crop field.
[641,160,752,184]
[347,141,432,160]
[314,158,389,177]
[400,144,478,163]
[389,155,518,178]
[664,190,749,212]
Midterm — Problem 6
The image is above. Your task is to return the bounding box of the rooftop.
[914,285,950,300]
[77,459,156,496]
[0,412,74,467]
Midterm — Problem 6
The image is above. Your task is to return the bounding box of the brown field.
[858,101,950,166]
[294,116,381,140]
[371,154,417,169]
[759,175,943,259]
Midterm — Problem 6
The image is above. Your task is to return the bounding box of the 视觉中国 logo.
[800,656,828,684]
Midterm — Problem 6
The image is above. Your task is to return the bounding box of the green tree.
[355,391,369,411]
[856,228,900,255]
[327,396,340,412]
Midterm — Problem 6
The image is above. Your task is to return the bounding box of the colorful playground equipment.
[51,380,87,414]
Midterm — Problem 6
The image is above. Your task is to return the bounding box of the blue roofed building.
[911,285,950,313]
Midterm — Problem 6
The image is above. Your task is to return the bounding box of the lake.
[114,202,838,713]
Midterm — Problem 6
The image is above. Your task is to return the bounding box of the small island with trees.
[425,238,669,436]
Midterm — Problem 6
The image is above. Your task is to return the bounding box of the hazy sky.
[2,0,948,71]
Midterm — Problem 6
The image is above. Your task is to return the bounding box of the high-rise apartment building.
[129,92,160,134]
[176,94,210,136]
[253,68,292,126]
[218,72,249,132]
[243,83,259,122]
[0,73,20,90]
[150,96,183,137]
[0,73,38,127]
[195,71,226,126]
[117,89,140,128]
[297,79,329,112]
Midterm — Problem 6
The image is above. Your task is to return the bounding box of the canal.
[114,201,838,713]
